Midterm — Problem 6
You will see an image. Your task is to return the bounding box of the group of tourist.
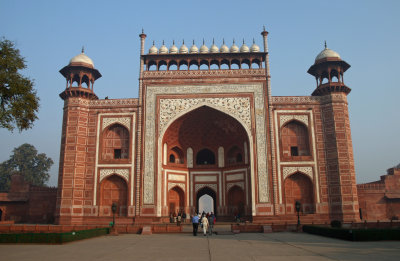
[169,211,187,225]
[192,211,216,236]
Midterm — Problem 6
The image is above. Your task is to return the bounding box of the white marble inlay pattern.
[187,147,193,168]
[195,176,217,182]
[226,173,244,181]
[159,97,251,134]
[282,166,313,181]
[99,169,129,182]
[102,117,131,131]
[195,184,218,194]
[279,115,308,127]
[168,174,186,182]
[168,182,185,192]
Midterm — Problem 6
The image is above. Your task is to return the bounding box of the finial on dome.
[223,38,225,44]
[81,46,84,53]
[233,39,235,44]
[163,40,165,45]
[153,41,155,45]
[263,25,265,31]
[243,39,245,44]
[173,40,175,45]
[193,40,195,45]
[213,38,215,44]
[183,39,185,44]
[324,41,327,49]
[203,38,205,45]
[253,38,255,44]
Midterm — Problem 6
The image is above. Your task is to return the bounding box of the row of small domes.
[148,39,260,54]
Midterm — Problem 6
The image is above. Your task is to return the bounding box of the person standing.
[208,212,215,236]
[182,211,186,223]
[177,212,182,226]
[201,215,209,236]
[192,213,200,236]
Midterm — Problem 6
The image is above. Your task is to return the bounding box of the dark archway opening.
[196,187,217,215]
[0,209,3,221]
[196,148,215,165]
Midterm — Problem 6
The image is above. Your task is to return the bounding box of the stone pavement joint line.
[1,232,400,261]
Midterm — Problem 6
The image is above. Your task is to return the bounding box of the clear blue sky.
[1,0,399,186]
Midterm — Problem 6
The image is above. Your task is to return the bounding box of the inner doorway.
[100,175,128,216]
[198,194,214,214]
[227,185,245,216]
[196,187,217,215]
[168,186,184,215]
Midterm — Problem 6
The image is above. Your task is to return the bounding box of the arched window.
[196,148,215,165]
[102,124,129,161]
[281,121,310,158]
[168,146,184,164]
[227,146,243,165]
[236,153,243,163]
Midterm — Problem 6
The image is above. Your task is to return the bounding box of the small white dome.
[200,40,209,53]
[149,41,158,54]
[190,41,199,54]
[240,40,250,53]
[169,41,178,54]
[315,43,341,61]
[250,39,260,52]
[159,41,168,54]
[230,40,239,53]
[220,39,229,53]
[210,39,219,53]
[179,40,188,54]
[69,50,94,67]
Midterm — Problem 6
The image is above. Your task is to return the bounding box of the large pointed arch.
[144,84,268,216]
[158,103,256,216]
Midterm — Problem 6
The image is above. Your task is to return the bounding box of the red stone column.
[321,93,359,222]
[55,98,91,224]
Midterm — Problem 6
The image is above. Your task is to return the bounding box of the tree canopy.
[0,38,39,132]
[0,143,53,191]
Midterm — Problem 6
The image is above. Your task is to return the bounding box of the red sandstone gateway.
[1,29,399,226]
[53,28,361,225]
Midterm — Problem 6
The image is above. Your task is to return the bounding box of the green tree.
[0,143,53,191]
[0,38,39,132]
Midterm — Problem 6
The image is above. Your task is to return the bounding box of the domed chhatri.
[220,39,229,53]
[250,39,260,53]
[149,41,158,54]
[210,39,219,53]
[169,41,179,54]
[240,39,250,53]
[200,39,209,53]
[69,48,94,68]
[190,40,199,54]
[230,39,239,53]
[315,42,341,61]
[179,40,188,54]
[159,40,168,54]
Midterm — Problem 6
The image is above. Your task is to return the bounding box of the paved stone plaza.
[1,232,399,260]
